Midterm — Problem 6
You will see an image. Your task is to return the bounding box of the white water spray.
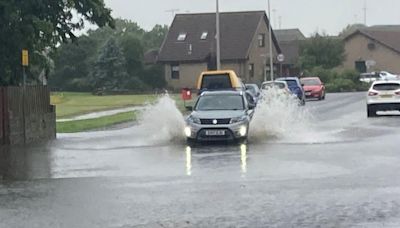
[249,88,336,144]
[136,94,186,144]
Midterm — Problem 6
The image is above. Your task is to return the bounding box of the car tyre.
[320,92,325,100]
[186,138,196,146]
[236,137,248,144]
[367,105,377,118]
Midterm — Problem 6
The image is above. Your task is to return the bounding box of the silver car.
[184,91,255,143]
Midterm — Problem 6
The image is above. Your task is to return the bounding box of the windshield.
[195,95,244,111]
[279,80,298,87]
[301,79,321,86]
[246,85,258,94]
[262,82,286,89]
[373,83,400,91]
[201,74,232,90]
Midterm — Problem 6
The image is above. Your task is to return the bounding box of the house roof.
[278,40,301,65]
[273,29,305,65]
[157,11,281,63]
[274,29,306,42]
[345,29,400,55]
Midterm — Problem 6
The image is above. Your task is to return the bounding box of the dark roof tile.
[158,11,280,62]
[274,29,306,42]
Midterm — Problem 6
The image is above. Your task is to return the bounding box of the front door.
[355,61,367,73]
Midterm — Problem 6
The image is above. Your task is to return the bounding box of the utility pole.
[216,0,221,70]
[363,0,367,25]
[272,9,277,28]
[278,16,282,29]
[268,0,274,81]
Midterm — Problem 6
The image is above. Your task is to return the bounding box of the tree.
[49,20,168,92]
[0,0,114,86]
[298,33,345,70]
[50,35,99,91]
[89,38,130,91]
[119,34,144,77]
[142,25,169,51]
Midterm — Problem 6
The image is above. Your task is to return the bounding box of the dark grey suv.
[185,91,255,143]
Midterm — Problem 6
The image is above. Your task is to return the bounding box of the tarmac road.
[1,92,400,228]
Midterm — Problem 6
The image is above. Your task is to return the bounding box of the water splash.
[136,94,186,144]
[249,88,336,144]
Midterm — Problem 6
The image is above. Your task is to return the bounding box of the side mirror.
[301,84,305,87]
[185,106,193,111]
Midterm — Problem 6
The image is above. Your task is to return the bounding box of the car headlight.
[230,115,247,124]
[239,125,247,137]
[187,115,201,124]
[184,126,192,137]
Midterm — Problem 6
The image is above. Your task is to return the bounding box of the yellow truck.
[196,70,245,94]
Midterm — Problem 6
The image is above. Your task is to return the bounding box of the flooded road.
[1,92,400,227]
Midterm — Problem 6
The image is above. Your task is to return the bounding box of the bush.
[325,78,356,92]
[305,67,369,93]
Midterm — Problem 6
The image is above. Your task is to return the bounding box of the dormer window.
[177,32,187,41]
[200,31,208,40]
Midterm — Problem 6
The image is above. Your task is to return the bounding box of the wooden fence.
[0,86,55,145]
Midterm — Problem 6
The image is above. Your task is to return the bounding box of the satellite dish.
[366,60,376,68]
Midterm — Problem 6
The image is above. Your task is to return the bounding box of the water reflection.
[185,146,192,176]
[184,143,248,176]
[0,144,52,181]
[240,144,247,175]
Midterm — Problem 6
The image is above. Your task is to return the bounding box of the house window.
[177,32,187,41]
[249,64,254,78]
[258,34,265,47]
[200,31,208,40]
[171,64,180,79]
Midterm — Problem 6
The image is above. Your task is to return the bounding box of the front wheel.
[300,98,306,106]
[186,138,196,146]
[236,137,248,144]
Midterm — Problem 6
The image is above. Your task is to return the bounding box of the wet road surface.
[1,92,400,227]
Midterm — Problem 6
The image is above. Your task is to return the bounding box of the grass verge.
[51,92,158,118]
[57,111,137,133]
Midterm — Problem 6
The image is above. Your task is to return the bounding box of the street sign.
[277,54,285,62]
[22,50,29,66]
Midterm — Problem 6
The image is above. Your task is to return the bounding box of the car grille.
[200,118,231,125]
[197,128,235,141]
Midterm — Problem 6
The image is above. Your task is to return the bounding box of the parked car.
[360,72,380,83]
[196,70,245,95]
[366,80,400,117]
[261,81,289,91]
[260,81,291,99]
[184,91,255,143]
[245,83,261,102]
[275,77,306,105]
[378,71,400,80]
[300,77,326,100]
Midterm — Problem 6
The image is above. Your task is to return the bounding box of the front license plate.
[205,130,225,136]
[305,92,311,96]
[380,95,393,98]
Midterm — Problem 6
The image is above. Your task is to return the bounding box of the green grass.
[51,92,158,118]
[57,111,137,133]
[52,92,197,133]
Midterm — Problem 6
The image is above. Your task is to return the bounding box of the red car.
[300,77,326,100]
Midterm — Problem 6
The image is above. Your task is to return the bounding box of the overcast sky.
[102,0,400,36]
